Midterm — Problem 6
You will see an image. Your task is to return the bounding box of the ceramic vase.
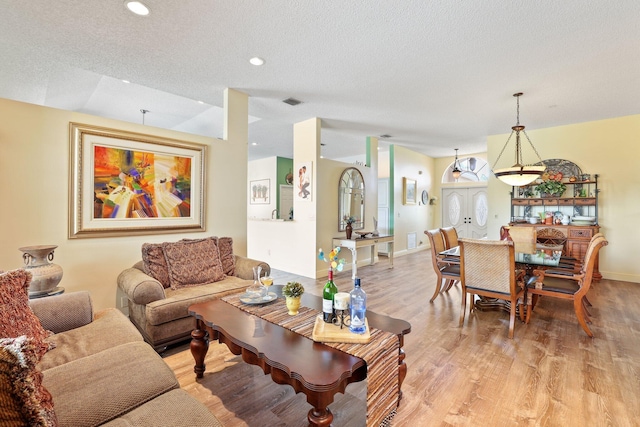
[346,223,353,239]
[19,245,63,296]
[285,296,301,315]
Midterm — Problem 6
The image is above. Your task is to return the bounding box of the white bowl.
[528,217,540,224]
[573,215,596,221]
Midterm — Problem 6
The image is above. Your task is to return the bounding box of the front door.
[442,187,488,239]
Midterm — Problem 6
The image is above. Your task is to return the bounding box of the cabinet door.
[566,240,588,260]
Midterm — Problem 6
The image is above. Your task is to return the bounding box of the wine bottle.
[322,269,338,323]
[349,277,367,334]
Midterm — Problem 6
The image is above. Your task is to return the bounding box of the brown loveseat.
[117,237,270,351]
[7,289,222,426]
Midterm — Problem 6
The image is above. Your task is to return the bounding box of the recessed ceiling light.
[249,57,265,66]
[125,1,150,16]
[197,101,204,104]
[121,79,130,84]
[251,142,258,146]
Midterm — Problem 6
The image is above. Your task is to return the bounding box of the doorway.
[441,187,488,239]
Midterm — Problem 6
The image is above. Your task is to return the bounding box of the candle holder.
[332,309,350,329]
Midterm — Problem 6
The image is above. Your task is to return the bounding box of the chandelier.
[492,93,546,186]
[451,149,462,179]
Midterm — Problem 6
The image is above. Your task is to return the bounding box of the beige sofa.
[30,291,222,427]
[118,254,270,351]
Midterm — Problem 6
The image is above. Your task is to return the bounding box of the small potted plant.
[534,172,566,197]
[282,281,305,315]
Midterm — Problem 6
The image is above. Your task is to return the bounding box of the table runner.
[221,293,400,427]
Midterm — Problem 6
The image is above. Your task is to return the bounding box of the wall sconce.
[429,196,438,205]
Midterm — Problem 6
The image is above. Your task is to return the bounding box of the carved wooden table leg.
[398,348,407,404]
[308,407,333,427]
[190,322,208,379]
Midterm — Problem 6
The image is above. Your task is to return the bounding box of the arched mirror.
[338,167,365,231]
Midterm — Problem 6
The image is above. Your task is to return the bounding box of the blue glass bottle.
[349,277,367,334]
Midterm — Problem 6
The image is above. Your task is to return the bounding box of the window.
[442,157,489,183]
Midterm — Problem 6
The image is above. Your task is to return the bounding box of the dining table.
[439,242,562,312]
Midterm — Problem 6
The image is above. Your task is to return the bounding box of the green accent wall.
[276,157,293,213]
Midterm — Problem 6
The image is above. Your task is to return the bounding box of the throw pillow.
[141,243,171,288]
[216,237,236,276]
[0,270,52,358]
[162,239,225,289]
[0,336,58,426]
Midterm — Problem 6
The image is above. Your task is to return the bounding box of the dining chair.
[525,235,607,337]
[459,238,526,339]
[439,226,459,249]
[501,226,537,253]
[537,227,567,252]
[424,229,460,302]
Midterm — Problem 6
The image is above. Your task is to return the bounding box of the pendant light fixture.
[451,149,462,179]
[492,92,546,186]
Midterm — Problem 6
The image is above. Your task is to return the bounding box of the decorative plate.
[421,190,429,205]
[239,291,278,305]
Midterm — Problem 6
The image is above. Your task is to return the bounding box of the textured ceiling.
[1,1,639,161]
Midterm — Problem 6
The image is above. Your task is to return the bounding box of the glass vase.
[245,265,267,299]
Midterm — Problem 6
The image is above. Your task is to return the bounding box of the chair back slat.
[440,227,459,249]
[578,236,608,294]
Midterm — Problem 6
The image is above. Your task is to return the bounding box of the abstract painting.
[69,123,206,238]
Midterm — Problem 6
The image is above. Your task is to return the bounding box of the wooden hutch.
[508,161,601,280]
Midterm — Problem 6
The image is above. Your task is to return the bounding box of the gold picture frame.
[69,122,207,238]
[403,177,417,205]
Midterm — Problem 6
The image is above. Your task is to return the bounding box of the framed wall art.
[69,122,207,238]
[403,177,417,205]
[295,161,312,201]
[249,179,270,204]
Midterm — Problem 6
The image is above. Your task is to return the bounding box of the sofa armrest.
[29,291,94,333]
[233,255,271,280]
[117,264,166,305]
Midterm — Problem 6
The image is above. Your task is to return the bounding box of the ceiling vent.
[282,97,302,106]
[379,134,392,139]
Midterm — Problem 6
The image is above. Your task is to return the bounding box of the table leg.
[348,247,358,280]
[398,348,407,404]
[370,244,376,265]
[308,407,333,427]
[389,241,394,268]
[190,322,209,379]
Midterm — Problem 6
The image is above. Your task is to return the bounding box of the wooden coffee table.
[189,287,411,427]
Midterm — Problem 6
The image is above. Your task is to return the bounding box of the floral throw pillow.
[0,270,52,358]
[0,335,58,426]
[162,239,225,289]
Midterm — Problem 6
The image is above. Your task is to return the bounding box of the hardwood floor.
[163,250,640,426]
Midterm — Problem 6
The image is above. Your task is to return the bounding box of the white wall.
[247,156,277,219]
[0,90,249,310]
[391,145,436,253]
